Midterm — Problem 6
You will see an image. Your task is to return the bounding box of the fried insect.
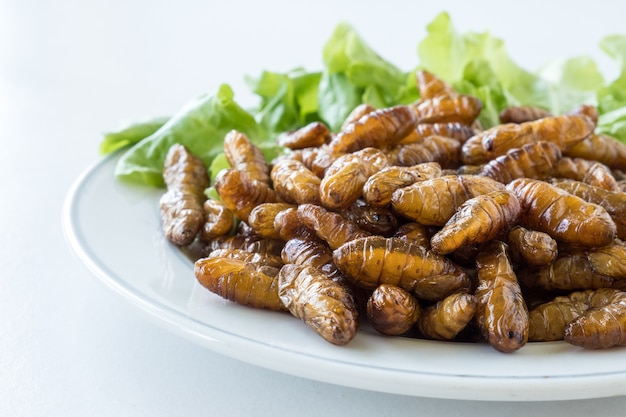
[498,105,551,124]
[412,95,482,125]
[341,199,399,236]
[194,257,285,311]
[278,264,358,346]
[417,292,478,340]
[273,207,318,241]
[391,174,505,226]
[270,158,322,204]
[507,178,616,247]
[277,121,331,150]
[367,284,421,335]
[506,225,558,267]
[399,122,475,145]
[564,133,626,169]
[159,144,210,246]
[552,157,619,192]
[564,289,626,349]
[204,233,284,260]
[329,105,417,154]
[298,204,370,250]
[362,163,442,207]
[206,248,283,269]
[223,130,270,184]
[430,190,521,255]
[281,238,344,284]
[394,222,432,248]
[319,147,389,210]
[479,141,562,184]
[387,135,460,168]
[214,168,279,223]
[199,199,234,242]
[333,236,470,301]
[247,202,296,240]
[415,69,456,100]
[341,103,376,130]
[474,241,528,353]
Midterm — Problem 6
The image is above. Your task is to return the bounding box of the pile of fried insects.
[159,70,626,353]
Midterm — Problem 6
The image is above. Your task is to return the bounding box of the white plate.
[63,153,626,401]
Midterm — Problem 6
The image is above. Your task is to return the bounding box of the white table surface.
[4,0,626,415]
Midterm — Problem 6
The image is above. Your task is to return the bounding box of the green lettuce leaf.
[99,116,169,155]
[598,35,626,113]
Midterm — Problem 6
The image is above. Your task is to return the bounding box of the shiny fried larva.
[273,207,318,242]
[281,238,344,284]
[480,141,562,184]
[223,130,270,185]
[474,241,528,353]
[391,174,505,226]
[333,236,470,301]
[329,105,417,154]
[507,178,617,247]
[278,264,358,346]
[564,289,626,349]
[506,225,558,267]
[564,133,626,170]
[247,202,296,240]
[341,199,399,237]
[417,292,478,341]
[367,284,421,335]
[398,122,475,145]
[298,203,370,250]
[270,158,321,205]
[207,248,283,269]
[341,103,376,130]
[277,121,331,150]
[553,157,619,192]
[386,135,460,168]
[362,163,442,207]
[415,69,456,100]
[498,105,551,124]
[394,222,432,248]
[214,168,279,223]
[411,95,482,126]
[194,257,285,311]
[204,234,284,260]
[199,199,234,242]
[430,190,521,255]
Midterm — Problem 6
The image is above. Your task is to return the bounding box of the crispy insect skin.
[214,168,279,223]
[278,264,358,346]
[341,199,399,237]
[417,292,478,340]
[204,234,284,260]
[399,122,475,145]
[277,121,331,150]
[553,180,626,239]
[391,174,505,226]
[363,163,442,207]
[273,207,318,242]
[461,114,595,165]
[329,105,417,154]
[552,157,619,192]
[270,159,321,205]
[319,147,389,210]
[507,178,616,247]
[411,95,482,126]
[199,199,234,242]
[298,204,370,250]
[564,133,626,170]
[479,141,562,184]
[207,248,283,269]
[430,190,521,255]
[159,144,210,246]
[506,225,558,267]
[367,284,421,335]
[341,103,376,130]
[394,222,432,248]
[415,69,456,100]
[247,202,296,240]
[387,135,460,168]
[194,257,285,311]
[474,241,529,353]
[281,238,345,284]
[498,105,551,124]
[564,289,626,349]
[333,236,470,301]
[223,130,270,184]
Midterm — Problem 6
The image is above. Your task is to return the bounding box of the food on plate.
[366,284,421,336]
[552,157,619,191]
[223,130,271,185]
[417,292,478,341]
[505,225,558,267]
[479,141,562,184]
[298,203,370,250]
[411,94,482,125]
[247,202,296,240]
[277,121,331,150]
[362,163,442,207]
[340,199,399,236]
[386,135,460,168]
[498,105,552,124]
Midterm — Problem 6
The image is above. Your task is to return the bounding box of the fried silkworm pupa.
[411,95,482,126]
[399,122,475,145]
[270,158,321,205]
[341,103,376,130]
[498,105,551,124]
[333,236,470,301]
[194,257,285,311]
[362,163,442,207]
[298,204,370,250]
[341,199,399,237]
[329,105,417,154]
[223,130,270,185]
[507,178,616,247]
[273,207,318,242]
[204,233,284,260]
[553,157,619,192]
[247,202,296,240]
[564,133,626,169]
[415,69,457,100]
[367,284,421,336]
[474,241,529,353]
[159,144,210,246]
[430,190,521,255]
[281,238,344,284]
[386,135,460,168]
[417,292,478,341]
[584,240,626,279]
[479,141,562,184]
[214,168,279,223]
[564,289,626,349]
[394,222,432,248]
[278,264,358,346]
[199,199,234,242]
[206,248,283,269]
[319,147,389,210]
[567,104,599,126]
[506,225,558,267]
[277,121,331,150]
[391,174,505,226]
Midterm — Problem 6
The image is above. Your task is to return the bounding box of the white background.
[3,0,626,415]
